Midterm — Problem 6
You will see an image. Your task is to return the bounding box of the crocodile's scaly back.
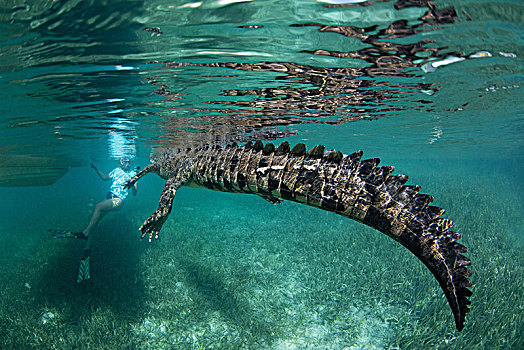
[125,141,472,331]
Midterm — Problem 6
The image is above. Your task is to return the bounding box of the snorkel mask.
[120,157,131,168]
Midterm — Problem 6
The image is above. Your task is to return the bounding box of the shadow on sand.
[32,213,148,327]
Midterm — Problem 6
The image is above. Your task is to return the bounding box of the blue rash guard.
[108,167,137,200]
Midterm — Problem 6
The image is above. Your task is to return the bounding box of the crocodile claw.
[123,178,136,190]
[139,209,167,242]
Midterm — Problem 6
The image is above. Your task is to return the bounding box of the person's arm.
[90,163,110,181]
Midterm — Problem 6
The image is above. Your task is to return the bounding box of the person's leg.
[82,198,123,237]
[78,198,123,282]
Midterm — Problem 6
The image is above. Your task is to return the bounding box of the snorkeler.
[49,157,139,283]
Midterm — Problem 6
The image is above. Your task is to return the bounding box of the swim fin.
[48,229,88,241]
[77,256,91,283]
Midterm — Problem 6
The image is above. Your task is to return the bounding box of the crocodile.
[124,140,472,331]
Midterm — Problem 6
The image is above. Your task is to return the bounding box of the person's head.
[120,157,131,171]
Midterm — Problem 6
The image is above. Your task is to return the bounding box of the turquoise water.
[0,0,523,348]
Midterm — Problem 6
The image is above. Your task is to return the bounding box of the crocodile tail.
[204,141,472,330]
[278,144,472,330]
[331,150,472,331]
[395,217,472,331]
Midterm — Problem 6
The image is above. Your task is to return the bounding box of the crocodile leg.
[140,176,184,242]
[124,163,160,189]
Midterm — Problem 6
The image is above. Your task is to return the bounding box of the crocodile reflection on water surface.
[144,0,464,147]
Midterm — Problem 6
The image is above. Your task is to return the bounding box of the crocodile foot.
[123,178,137,190]
[139,210,168,242]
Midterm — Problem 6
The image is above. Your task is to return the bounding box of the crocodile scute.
[124,141,472,331]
